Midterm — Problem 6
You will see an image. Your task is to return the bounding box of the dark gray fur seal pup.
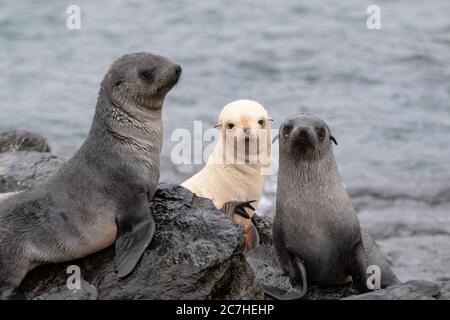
[0,52,181,299]
[272,114,398,298]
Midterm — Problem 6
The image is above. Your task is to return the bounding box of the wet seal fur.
[0,52,181,299]
[271,114,399,298]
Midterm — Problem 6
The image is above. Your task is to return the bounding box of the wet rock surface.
[0,131,51,153]
[0,151,63,193]
[343,280,440,300]
[355,196,450,283]
[32,280,98,301]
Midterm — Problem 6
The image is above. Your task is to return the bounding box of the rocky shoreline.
[0,130,448,300]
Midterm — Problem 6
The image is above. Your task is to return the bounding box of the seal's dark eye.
[138,69,155,82]
[316,127,326,141]
[283,124,292,137]
[258,119,265,126]
[227,123,235,129]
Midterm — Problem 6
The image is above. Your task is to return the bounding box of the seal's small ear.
[330,135,338,146]
[214,123,222,128]
[267,118,274,122]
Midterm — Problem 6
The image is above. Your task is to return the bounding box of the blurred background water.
[1,0,449,283]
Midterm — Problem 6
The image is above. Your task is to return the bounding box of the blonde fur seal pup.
[0,52,181,299]
[182,99,273,252]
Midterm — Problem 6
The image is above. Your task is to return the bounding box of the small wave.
[393,53,437,64]
[349,187,450,206]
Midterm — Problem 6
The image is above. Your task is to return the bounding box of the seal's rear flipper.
[361,228,401,287]
[115,209,156,278]
[264,256,308,300]
[221,200,256,219]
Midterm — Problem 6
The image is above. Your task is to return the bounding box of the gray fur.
[361,228,400,287]
[273,114,397,294]
[0,52,181,299]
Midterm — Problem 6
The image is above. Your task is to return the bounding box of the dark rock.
[343,280,439,300]
[33,280,98,300]
[0,131,51,153]
[251,214,273,245]
[0,151,64,193]
[19,184,257,300]
[438,282,450,300]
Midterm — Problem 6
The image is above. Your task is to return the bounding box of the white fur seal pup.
[182,99,273,252]
[0,52,181,299]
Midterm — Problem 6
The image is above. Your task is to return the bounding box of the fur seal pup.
[273,114,370,294]
[0,52,181,299]
[182,99,273,252]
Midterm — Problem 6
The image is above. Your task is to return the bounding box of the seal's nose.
[174,64,182,76]
[293,127,310,144]
[299,128,309,137]
[243,128,252,138]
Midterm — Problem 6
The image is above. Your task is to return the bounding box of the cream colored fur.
[182,99,272,215]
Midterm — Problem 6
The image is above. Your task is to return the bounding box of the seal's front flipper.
[243,222,260,252]
[115,206,156,278]
[221,200,256,219]
[221,201,259,252]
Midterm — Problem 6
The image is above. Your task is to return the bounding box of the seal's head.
[215,99,272,164]
[280,114,337,161]
[102,52,181,109]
